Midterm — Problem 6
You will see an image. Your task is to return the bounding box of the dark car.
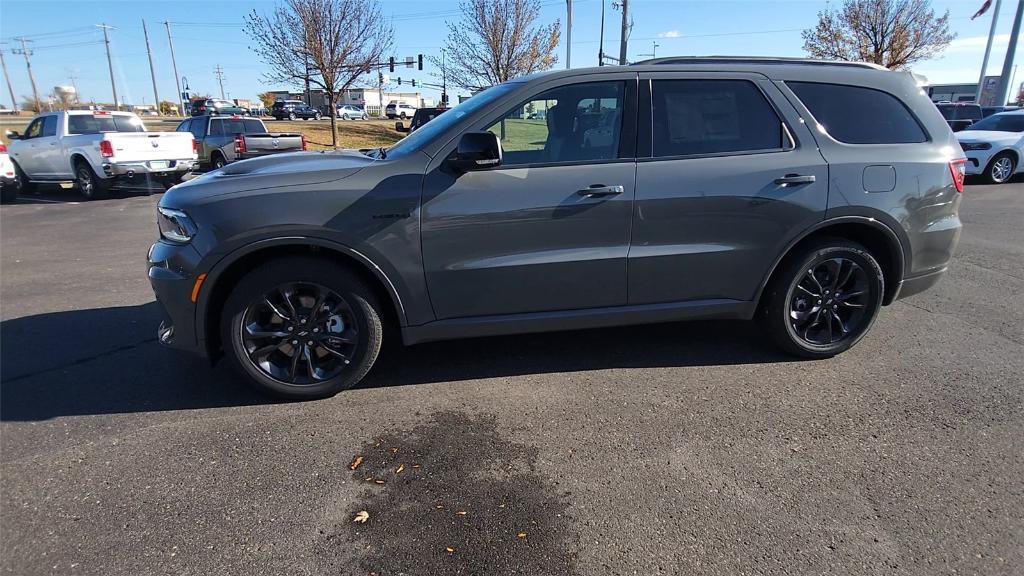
[190,98,249,117]
[936,102,983,132]
[150,57,963,399]
[271,100,321,121]
[177,115,306,170]
[395,107,445,133]
[981,105,1020,118]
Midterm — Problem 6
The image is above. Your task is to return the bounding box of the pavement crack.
[0,337,159,384]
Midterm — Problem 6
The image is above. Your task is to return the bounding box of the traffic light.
[418,54,423,70]
[389,57,395,73]
[397,78,402,86]
[411,79,417,88]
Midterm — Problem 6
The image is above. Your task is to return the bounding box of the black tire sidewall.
[221,258,383,399]
[985,152,1015,184]
[764,240,884,358]
[75,162,108,200]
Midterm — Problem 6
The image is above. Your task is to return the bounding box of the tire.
[12,161,34,195]
[288,112,296,121]
[760,238,884,359]
[211,153,227,170]
[75,160,110,200]
[399,112,407,119]
[221,257,384,399]
[314,112,322,120]
[342,114,350,121]
[362,114,368,121]
[983,152,1016,184]
[0,184,16,204]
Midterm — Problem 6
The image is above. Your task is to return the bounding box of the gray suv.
[148,57,964,399]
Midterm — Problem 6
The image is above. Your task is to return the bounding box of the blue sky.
[0,0,1019,107]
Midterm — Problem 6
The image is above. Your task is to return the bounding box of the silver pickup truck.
[176,115,305,170]
[6,110,197,199]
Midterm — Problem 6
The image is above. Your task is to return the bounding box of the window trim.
[476,78,638,170]
[641,77,798,162]
[784,80,931,145]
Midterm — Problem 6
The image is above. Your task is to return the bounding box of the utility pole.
[617,0,630,65]
[976,0,1003,103]
[996,0,1024,106]
[303,51,311,106]
[0,48,17,111]
[97,24,119,110]
[142,19,161,113]
[377,70,385,119]
[639,41,659,59]
[162,22,185,116]
[566,0,572,69]
[599,0,606,66]
[12,38,40,111]
[214,64,226,99]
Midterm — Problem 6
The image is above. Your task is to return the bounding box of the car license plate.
[149,161,169,169]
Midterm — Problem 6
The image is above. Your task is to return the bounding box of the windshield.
[965,113,1024,133]
[938,105,982,121]
[384,82,522,158]
[67,114,146,134]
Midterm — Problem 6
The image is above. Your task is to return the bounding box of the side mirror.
[448,131,502,172]
[5,130,20,140]
[395,121,408,133]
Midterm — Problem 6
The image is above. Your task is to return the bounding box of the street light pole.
[566,0,572,69]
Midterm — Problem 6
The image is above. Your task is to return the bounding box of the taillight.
[948,158,966,193]
[192,138,198,154]
[199,105,206,111]
[0,142,7,153]
[234,134,246,154]
[99,140,114,158]
[301,134,307,151]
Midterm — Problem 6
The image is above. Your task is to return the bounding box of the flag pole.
[976,0,1003,104]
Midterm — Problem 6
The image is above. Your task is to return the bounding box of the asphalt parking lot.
[1,182,1022,576]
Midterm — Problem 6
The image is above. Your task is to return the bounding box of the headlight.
[960,141,992,151]
[157,207,197,243]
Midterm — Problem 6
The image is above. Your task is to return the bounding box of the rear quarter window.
[788,82,927,144]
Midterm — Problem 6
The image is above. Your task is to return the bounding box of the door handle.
[774,174,816,186]
[577,184,624,197]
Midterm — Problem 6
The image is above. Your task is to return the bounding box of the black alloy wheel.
[222,257,383,399]
[762,239,883,358]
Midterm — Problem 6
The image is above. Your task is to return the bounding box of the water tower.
[53,85,78,109]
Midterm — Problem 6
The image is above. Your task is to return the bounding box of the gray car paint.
[149,60,963,356]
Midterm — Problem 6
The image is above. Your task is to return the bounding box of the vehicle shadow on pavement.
[0,303,788,422]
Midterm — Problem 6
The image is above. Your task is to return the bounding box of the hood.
[956,130,1024,144]
[164,149,378,204]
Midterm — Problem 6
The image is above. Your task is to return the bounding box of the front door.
[629,73,829,305]
[421,77,637,319]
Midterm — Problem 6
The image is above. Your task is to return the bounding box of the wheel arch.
[755,216,906,308]
[197,237,407,361]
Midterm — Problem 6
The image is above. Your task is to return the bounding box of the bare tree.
[434,0,560,92]
[246,0,393,147]
[802,0,954,69]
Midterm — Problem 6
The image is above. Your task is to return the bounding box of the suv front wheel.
[761,238,884,358]
[984,152,1016,184]
[221,257,384,399]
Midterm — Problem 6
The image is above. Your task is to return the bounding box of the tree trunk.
[328,91,338,149]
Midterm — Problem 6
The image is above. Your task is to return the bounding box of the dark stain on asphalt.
[316,411,579,575]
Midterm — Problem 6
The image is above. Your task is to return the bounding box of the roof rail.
[632,56,888,71]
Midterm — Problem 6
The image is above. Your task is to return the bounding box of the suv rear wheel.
[761,238,884,358]
[221,257,384,399]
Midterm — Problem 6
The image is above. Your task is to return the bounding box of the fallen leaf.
[412,464,421,469]
[435,505,444,509]
[395,464,405,474]
[349,456,363,471]
[498,503,506,508]
[390,447,399,454]
[353,510,370,523]
[374,479,386,485]
[445,547,455,553]
[364,477,374,482]
[517,532,527,539]
[455,511,467,515]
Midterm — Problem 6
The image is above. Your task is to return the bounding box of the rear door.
[34,115,62,178]
[629,72,828,305]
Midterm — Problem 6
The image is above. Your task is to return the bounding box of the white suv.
[385,102,418,119]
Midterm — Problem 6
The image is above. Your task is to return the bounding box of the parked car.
[149,56,963,399]
[190,99,249,117]
[385,101,418,119]
[981,105,1020,118]
[6,110,196,199]
[936,102,983,132]
[0,142,16,203]
[395,107,445,133]
[337,105,368,120]
[955,109,1024,184]
[271,100,321,121]
[177,115,306,170]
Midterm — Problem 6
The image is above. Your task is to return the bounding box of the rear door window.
[209,119,225,136]
[788,82,927,144]
[650,79,785,157]
[243,119,265,133]
[190,117,206,140]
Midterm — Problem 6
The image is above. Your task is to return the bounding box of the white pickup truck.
[6,110,197,200]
